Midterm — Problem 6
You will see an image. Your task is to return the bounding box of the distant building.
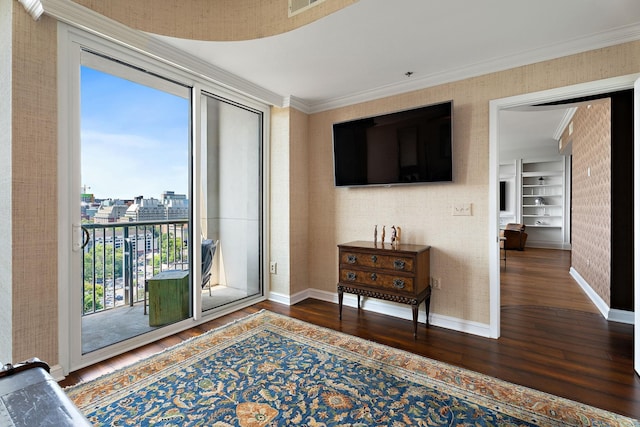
[93,199,131,223]
[123,192,189,222]
[84,205,100,219]
[124,196,165,221]
[81,192,99,220]
[162,191,189,220]
[92,192,188,223]
[161,191,186,203]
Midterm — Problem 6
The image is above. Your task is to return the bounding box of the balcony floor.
[82,285,249,354]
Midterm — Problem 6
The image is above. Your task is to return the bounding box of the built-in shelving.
[519,158,569,248]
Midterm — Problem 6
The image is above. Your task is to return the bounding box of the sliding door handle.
[72,224,90,252]
[81,227,90,249]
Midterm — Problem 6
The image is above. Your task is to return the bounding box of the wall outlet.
[452,203,472,216]
[269,261,277,274]
[431,277,441,289]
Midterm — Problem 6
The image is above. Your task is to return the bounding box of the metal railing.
[82,220,189,315]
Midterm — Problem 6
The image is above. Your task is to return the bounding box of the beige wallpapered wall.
[305,44,639,324]
[269,107,291,297]
[288,108,310,297]
[11,7,58,364]
[8,0,640,365]
[562,100,612,305]
[308,79,491,323]
[71,0,358,41]
[270,107,310,298]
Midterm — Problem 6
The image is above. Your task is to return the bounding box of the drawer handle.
[393,279,405,289]
[347,254,357,264]
[347,271,357,281]
[370,273,377,281]
[371,255,377,263]
[394,259,406,270]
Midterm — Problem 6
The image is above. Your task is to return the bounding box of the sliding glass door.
[60,27,268,373]
[78,50,192,355]
[199,94,263,313]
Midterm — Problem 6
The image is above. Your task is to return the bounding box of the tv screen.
[333,101,453,187]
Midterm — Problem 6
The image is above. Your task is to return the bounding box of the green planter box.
[147,270,190,326]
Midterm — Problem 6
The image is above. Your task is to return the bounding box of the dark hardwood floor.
[59,248,640,419]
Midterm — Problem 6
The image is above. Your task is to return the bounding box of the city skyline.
[82,189,189,202]
[81,65,190,200]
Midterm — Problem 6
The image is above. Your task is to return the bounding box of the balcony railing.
[82,220,189,315]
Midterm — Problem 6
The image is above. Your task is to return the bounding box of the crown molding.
[553,107,577,141]
[37,0,285,107]
[32,0,640,114]
[304,22,640,113]
[18,0,44,20]
[282,96,312,114]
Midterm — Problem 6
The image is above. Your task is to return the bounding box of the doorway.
[488,74,639,339]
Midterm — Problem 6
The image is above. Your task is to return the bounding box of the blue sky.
[81,66,189,200]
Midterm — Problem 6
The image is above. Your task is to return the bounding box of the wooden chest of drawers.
[337,241,431,337]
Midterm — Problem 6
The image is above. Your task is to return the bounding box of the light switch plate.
[452,203,472,216]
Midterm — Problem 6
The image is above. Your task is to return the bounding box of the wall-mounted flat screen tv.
[333,101,453,187]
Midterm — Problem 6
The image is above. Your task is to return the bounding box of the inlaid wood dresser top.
[337,241,431,337]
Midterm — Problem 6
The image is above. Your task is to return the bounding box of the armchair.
[500,223,528,251]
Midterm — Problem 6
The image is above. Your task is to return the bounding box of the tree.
[159,234,185,265]
[84,284,104,313]
[83,241,123,313]
[83,242,123,282]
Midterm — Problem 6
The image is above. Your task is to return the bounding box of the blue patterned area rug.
[65,310,638,426]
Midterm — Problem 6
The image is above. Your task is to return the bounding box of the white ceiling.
[499,107,572,160]
[151,0,640,150]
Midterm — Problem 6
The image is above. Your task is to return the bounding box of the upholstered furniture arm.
[500,224,528,251]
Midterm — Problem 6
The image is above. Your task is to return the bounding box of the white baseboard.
[50,364,66,381]
[268,288,312,305]
[267,290,293,305]
[430,313,493,337]
[271,279,634,334]
[569,267,634,325]
[272,288,493,338]
[609,308,635,325]
[569,267,609,318]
